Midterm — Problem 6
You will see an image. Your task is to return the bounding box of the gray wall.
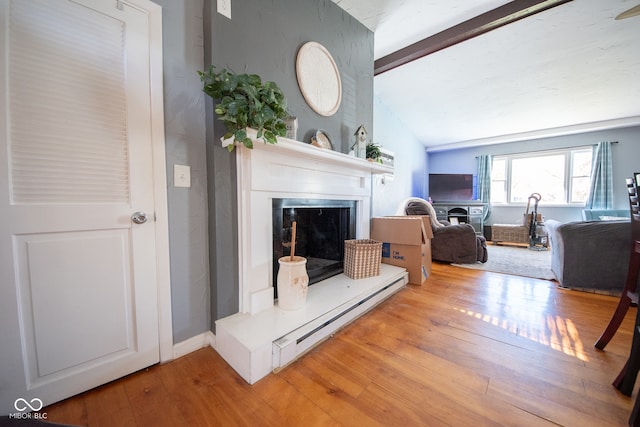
[426,126,640,225]
[206,0,373,153]
[203,0,374,325]
[156,0,210,343]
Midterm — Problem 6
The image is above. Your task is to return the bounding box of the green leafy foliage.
[366,143,382,163]
[198,66,288,151]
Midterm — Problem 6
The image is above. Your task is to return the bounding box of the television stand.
[431,202,486,236]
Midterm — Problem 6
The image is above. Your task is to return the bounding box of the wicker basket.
[344,239,382,279]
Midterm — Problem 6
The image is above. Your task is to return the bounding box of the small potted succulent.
[198,66,289,151]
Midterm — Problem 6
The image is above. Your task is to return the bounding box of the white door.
[0,0,167,414]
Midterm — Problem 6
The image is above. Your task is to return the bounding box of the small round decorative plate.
[296,41,342,117]
[310,130,333,150]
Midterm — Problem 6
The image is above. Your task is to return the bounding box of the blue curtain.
[477,154,492,220]
[586,141,613,210]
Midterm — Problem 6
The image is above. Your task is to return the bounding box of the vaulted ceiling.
[333,0,640,151]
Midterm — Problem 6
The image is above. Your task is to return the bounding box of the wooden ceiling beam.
[373,0,573,76]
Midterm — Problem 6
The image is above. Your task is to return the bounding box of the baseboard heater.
[272,276,406,371]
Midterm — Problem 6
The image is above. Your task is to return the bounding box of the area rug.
[452,244,555,280]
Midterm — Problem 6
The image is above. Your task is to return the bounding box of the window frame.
[490,146,593,207]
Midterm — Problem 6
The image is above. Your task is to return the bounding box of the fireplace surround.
[214,130,406,384]
[272,198,357,294]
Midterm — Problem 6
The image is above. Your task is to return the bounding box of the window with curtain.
[491,147,593,205]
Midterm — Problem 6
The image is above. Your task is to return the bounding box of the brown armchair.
[397,198,488,264]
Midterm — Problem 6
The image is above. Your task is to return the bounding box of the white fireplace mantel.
[214,130,405,385]
[234,130,392,315]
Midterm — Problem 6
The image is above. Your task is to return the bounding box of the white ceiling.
[333,0,640,151]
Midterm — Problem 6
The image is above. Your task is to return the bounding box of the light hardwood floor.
[44,262,638,426]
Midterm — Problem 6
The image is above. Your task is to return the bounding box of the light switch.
[217,0,231,19]
[174,164,191,188]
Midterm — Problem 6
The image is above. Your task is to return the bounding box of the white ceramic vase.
[277,256,309,310]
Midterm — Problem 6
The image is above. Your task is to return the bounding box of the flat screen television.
[428,173,475,202]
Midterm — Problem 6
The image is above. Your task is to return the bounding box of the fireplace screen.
[272,199,357,297]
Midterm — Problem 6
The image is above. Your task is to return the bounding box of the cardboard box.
[370,216,433,285]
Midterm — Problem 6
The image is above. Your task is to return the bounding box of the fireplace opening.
[272,199,357,297]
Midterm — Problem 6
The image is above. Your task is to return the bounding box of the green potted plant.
[366,142,382,163]
[198,66,289,151]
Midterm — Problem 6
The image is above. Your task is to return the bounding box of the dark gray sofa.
[546,219,635,293]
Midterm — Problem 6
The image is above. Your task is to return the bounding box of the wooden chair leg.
[595,250,640,350]
[614,307,640,396]
[596,297,633,350]
[630,391,640,427]
[613,359,629,389]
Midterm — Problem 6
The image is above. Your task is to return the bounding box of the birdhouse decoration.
[354,125,368,159]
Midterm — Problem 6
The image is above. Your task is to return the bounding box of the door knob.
[131,211,148,224]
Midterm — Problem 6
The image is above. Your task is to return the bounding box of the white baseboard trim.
[205,330,216,348]
[172,331,216,360]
